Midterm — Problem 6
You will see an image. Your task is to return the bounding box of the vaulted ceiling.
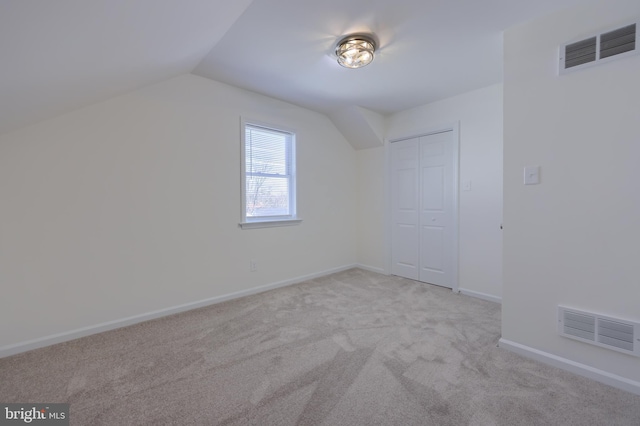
[0,0,589,138]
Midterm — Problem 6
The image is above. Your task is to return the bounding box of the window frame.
[239,118,301,229]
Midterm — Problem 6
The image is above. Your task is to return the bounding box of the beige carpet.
[1,268,639,425]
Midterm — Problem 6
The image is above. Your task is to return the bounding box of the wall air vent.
[600,24,636,59]
[559,22,638,74]
[558,306,640,357]
[564,37,597,69]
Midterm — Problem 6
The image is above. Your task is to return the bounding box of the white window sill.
[239,219,303,229]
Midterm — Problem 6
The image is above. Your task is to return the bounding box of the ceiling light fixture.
[335,34,376,69]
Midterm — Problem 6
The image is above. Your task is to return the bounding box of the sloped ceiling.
[0,0,589,147]
[0,0,253,135]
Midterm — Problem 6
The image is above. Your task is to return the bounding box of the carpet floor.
[1,268,639,425]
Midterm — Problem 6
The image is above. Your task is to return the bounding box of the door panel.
[395,224,419,270]
[391,138,419,280]
[421,225,444,272]
[397,169,416,210]
[422,166,444,211]
[419,131,453,287]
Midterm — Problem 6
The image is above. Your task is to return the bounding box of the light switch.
[462,180,472,191]
[524,166,540,185]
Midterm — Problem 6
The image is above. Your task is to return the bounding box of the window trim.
[239,118,301,229]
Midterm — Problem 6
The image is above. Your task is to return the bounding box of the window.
[240,120,300,229]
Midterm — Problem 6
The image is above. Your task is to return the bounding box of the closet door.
[419,131,454,288]
[390,137,419,280]
[391,131,455,289]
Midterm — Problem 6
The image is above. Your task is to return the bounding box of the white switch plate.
[462,180,472,191]
[524,166,540,185]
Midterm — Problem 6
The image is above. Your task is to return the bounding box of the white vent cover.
[559,22,638,74]
[558,306,640,357]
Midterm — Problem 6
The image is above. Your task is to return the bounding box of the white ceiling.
[193,0,589,115]
[0,0,589,136]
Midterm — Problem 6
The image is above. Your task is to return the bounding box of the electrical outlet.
[250,259,257,272]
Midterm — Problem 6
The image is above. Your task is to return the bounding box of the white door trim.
[385,122,460,293]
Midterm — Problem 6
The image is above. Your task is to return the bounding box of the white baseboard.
[0,264,358,359]
[459,288,502,304]
[355,264,387,274]
[498,338,640,396]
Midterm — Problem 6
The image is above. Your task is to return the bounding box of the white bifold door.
[391,131,456,289]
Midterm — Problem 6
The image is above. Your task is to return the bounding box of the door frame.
[385,122,460,293]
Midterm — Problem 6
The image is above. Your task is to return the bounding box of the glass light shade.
[336,37,376,69]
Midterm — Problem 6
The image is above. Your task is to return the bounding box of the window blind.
[245,124,294,219]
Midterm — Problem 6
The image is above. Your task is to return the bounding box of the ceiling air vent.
[558,306,640,357]
[559,21,638,74]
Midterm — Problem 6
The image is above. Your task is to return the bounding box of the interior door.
[390,138,419,280]
[419,131,454,288]
[390,130,455,289]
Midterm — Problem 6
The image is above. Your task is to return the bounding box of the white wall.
[0,74,357,350]
[355,146,387,272]
[356,84,504,300]
[503,0,640,382]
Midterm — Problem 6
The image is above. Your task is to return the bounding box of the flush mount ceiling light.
[335,34,376,69]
